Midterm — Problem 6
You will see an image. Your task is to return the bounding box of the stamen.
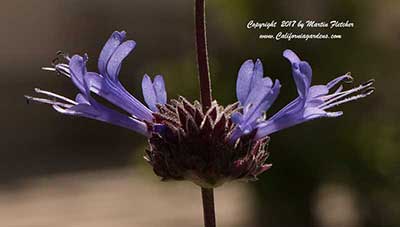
[321,87,374,110]
[34,88,78,105]
[42,63,71,78]
[326,73,353,89]
[24,95,73,108]
[52,51,70,67]
[334,85,344,93]
[42,67,56,72]
[344,73,353,82]
[52,105,78,115]
[326,111,343,117]
[320,79,374,105]
[56,51,70,60]
[361,79,375,87]
[55,64,71,77]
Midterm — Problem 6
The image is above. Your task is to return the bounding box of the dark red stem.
[201,188,216,227]
[195,1,215,226]
[195,0,212,110]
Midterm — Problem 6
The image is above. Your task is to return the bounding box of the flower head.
[146,98,270,187]
[26,32,374,188]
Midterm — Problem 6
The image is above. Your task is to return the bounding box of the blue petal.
[142,74,158,112]
[141,75,168,112]
[75,93,90,105]
[302,107,329,119]
[106,40,136,81]
[267,97,302,122]
[231,112,243,124]
[83,71,154,121]
[69,55,88,95]
[55,101,149,136]
[292,65,308,99]
[242,79,280,124]
[283,50,312,99]
[308,85,329,98]
[231,79,280,141]
[253,59,264,80]
[100,77,153,120]
[237,59,271,107]
[243,77,272,112]
[84,72,104,94]
[306,99,324,107]
[283,49,301,63]
[236,60,254,104]
[153,75,167,105]
[299,61,312,87]
[98,31,126,75]
[255,114,301,139]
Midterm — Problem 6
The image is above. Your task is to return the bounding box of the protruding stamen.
[343,72,353,83]
[326,73,353,89]
[364,87,375,96]
[24,95,73,108]
[42,63,71,78]
[42,67,56,72]
[52,105,77,115]
[55,64,71,77]
[321,87,375,110]
[52,51,70,67]
[326,111,343,117]
[34,88,77,105]
[361,79,375,87]
[320,79,374,105]
[334,85,344,93]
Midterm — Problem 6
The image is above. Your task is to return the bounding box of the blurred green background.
[1,0,399,226]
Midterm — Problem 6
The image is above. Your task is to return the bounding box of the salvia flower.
[26,31,374,188]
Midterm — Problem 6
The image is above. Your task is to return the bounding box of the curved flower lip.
[282,49,312,101]
[142,74,167,112]
[231,49,375,141]
[98,31,128,79]
[231,59,281,141]
[25,31,168,136]
[236,59,269,105]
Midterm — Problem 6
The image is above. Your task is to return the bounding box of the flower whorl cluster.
[146,98,270,188]
[26,31,374,188]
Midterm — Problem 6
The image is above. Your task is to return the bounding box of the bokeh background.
[2,0,399,226]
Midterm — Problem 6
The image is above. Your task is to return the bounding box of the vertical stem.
[195,0,212,110]
[201,188,216,227]
[196,1,215,226]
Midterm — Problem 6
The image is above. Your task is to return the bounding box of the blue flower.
[231,49,374,141]
[25,31,167,136]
